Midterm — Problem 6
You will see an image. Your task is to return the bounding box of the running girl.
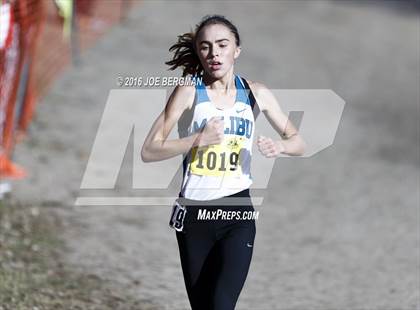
[142,14,306,310]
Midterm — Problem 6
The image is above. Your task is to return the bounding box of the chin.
[206,69,227,79]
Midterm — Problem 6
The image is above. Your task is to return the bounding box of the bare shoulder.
[168,84,196,111]
[173,83,196,96]
[246,79,267,91]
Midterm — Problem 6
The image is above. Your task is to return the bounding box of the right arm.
[141,85,197,162]
[141,85,225,163]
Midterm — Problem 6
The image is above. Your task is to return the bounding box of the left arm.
[249,81,306,157]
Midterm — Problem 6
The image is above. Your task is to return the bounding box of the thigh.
[176,223,218,310]
[213,221,256,310]
[176,223,215,287]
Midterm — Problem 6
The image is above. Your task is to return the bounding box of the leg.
[176,223,217,310]
[213,222,256,310]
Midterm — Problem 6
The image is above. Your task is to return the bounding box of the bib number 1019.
[190,137,245,177]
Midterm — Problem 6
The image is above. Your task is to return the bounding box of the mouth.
[209,61,222,71]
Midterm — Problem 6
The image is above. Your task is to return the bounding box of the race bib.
[169,200,187,232]
[190,136,246,177]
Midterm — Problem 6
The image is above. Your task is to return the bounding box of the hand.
[197,116,224,147]
[256,135,285,158]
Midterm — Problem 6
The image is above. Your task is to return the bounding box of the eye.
[219,44,227,48]
[200,46,209,51]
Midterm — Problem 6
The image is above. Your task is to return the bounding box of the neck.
[203,68,235,94]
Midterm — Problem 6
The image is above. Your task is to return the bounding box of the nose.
[210,45,220,58]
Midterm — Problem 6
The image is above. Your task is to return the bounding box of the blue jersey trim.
[195,74,251,105]
[195,76,210,103]
[235,75,251,105]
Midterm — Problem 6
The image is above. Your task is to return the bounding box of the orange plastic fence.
[0,0,136,181]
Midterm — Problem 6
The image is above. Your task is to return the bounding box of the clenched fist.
[197,116,225,147]
[256,135,285,158]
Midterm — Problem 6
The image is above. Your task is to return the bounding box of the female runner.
[141,14,306,310]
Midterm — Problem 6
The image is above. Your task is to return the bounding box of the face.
[195,23,241,78]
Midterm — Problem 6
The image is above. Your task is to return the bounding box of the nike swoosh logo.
[236,108,246,113]
[246,243,253,248]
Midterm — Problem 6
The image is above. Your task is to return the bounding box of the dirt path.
[11,1,419,309]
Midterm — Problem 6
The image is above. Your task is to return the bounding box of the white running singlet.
[177,74,259,200]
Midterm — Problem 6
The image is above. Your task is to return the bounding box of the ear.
[234,46,241,59]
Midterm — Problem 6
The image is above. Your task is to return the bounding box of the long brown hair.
[165,15,241,77]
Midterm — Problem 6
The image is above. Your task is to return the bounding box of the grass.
[0,200,155,310]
